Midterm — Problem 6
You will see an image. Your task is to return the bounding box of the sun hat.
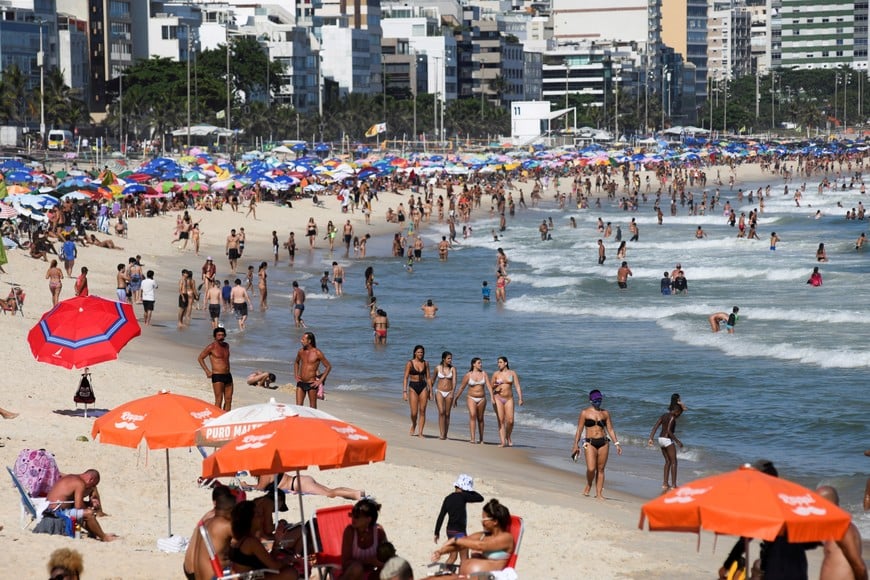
[207,256,213,261]
[453,473,474,492]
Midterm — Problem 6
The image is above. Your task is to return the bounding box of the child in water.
[320,271,330,294]
[481,281,491,302]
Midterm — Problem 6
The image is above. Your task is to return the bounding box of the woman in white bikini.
[402,345,431,437]
[454,358,492,444]
[490,356,524,447]
[433,351,457,440]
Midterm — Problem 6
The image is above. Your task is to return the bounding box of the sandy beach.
[0,161,832,579]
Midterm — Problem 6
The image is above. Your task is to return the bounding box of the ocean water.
[216,174,869,532]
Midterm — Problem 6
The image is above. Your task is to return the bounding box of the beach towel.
[13,448,61,497]
[157,534,189,553]
[32,510,73,536]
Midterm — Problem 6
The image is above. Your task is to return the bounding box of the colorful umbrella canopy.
[639,464,851,542]
[0,202,18,218]
[195,397,336,447]
[27,295,141,369]
[93,390,225,536]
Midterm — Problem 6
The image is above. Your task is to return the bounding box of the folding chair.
[0,286,24,316]
[7,466,50,528]
[198,524,279,580]
[311,504,353,580]
[429,515,525,579]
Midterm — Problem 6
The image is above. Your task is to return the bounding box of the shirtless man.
[183,489,235,580]
[616,261,632,289]
[597,239,606,265]
[372,308,389,344]
[769,231,781,251]
[206,282,223,329]
[45,470,117,542]
[816,485,867,580]
[294,331,331,408]
[292,281,306,328]
[342,220,354,257]
[230,278,252,331]
[331,261,345,296]
[421,299,438,318]
[116,263,130,303]
[438,236,450,261]
[709,307,738,333]
[284,231,297,265]
[225,229,240,274]
[198,327,234,410]
[413,235,424,261]
[857,233,866,251]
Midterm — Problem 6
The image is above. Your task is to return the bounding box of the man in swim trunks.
[230,278,252,331]
[226,229,240,274]
[294,331,331,408]
[597,239,606,265]
[292,281,306,328]
[331,261,345,296]
[206,281,223,329]
[46,470,117,542]
[198,327,234,410]
[342,220,354,257]
[372,309,389,344]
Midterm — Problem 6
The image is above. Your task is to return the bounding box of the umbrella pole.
[166,449,172,537]
[743,536,750,576]
[296,469,309,579]
[273,473,279,533]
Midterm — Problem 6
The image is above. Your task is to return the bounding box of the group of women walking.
[402,346,524,447]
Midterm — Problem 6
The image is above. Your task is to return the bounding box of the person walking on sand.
[571,389,622,500]
[140,270,157,326]
[46,259,63,306]
[198,327,234,410]
[226,229,241,274]
[74,266,89,297]
[433,352,457,440]
[491,356,524,448]
[292,281,306,328]
[454,358,492,444]
[403,345,432,437]
[294,331,331,408]
[648,404,684,490]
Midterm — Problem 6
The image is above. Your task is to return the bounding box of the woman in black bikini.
[402,345,431,437]
[570,389,622,500]
[229,501,299,579]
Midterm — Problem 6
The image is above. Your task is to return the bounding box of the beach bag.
[74,373,96,405]
[13,448,62,497]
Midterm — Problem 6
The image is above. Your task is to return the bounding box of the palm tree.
[0,65,29,124]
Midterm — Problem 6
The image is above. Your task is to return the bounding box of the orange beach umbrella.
[639,464,851,543]
[201,415,386,577]
[92,390,224,536]
[201,415,386,478]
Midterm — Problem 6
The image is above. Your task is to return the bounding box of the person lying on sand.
[88,234,124,250]
[254,474,366,501]
[246,371,277,389]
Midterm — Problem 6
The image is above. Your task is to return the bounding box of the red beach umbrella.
[27,295,141,369]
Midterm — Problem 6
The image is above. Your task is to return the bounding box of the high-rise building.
[776,0,857,69]
[661,0,708,103]
[707,0,752,81]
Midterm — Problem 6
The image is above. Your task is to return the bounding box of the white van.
[47,129,74,151]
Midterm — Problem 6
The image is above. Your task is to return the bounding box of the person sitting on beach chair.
[253,473,366,502]
[0,286,24,314]
[45,470,117,542]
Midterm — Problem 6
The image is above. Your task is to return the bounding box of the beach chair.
[0,286,24,316]
[429,515,524,578]
[311,504,353,579]
[7,466,50,528]
[198,524,279,580]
